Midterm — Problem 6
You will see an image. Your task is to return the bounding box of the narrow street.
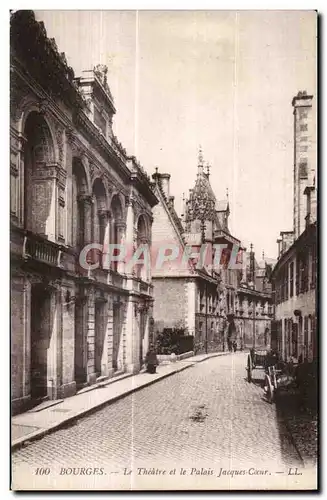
[12,353,306,490]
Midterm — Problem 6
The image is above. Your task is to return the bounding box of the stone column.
[78,195,93,246]
[78,194,93,268]
[61,283,77,398]
[97,294,110,377]
[125,296,140,373]
[86,287,96,385]
[65,130,73,247]
[125,196,135,276]
[116,222,127,274]
[105,294,114,377]
[11,275,31,414]
[138,236,149,281]
[11,131,26,227]
[99,210,111,270]
[46,283,63,400]
[74,292,88,386]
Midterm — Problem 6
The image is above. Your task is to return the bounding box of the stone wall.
[152,278,186,333]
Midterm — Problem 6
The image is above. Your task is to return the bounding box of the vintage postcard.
[10,9,318,491]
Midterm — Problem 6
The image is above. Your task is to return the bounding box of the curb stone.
[12,363,194,451]
[12,352,232,451]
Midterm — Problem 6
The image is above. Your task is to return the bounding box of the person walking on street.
[145,344,159,374]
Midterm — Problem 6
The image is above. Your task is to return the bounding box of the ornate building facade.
[151,150,273,353]
[10,11,158,414]
[270,91,317,362]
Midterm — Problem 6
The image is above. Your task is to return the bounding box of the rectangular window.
[296,257,300,295]
[299,160,308,179]
[292,323,298,358]
[300,136,308,142]
[300,124,308,132]
[300,145,308,152]
[312,316,317,359]
[304,316,309,359]
[290,262,294,298]
[10,173,18,216]
[285,263,289,300]
[311,243,317,289]
[298,253,308,294]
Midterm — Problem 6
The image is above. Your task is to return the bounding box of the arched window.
[136,215,148,280]
[92,178,107,267]
[110,195,123,272]
[72,157,88,250]
[23,111,55,235]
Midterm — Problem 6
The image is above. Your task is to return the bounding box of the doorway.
[95,300,106,377]
[74,298,87,388]
[30,284,51,400]
[139,310,146,367]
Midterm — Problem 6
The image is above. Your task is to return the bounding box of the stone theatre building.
[10,11,158,414]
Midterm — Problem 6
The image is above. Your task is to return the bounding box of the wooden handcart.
[246,348,295,403]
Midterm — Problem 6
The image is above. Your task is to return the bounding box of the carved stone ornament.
[38,98,50,115]
[66,128,76,145]
[125,195,134,208]
[88,163,95,181]
[55,125,64,165]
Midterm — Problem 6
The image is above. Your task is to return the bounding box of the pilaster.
[86,288,96,385]
[125,296,140,373]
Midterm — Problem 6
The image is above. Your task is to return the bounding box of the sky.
[34,10,317,259]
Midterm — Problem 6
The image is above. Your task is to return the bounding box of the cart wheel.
[247,354,252,383]
[265,374,275,404]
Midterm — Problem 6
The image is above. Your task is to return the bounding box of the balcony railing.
[23,233,62,267]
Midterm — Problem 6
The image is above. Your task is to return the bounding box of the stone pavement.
[11,351,226,449]
[12,353,317,491]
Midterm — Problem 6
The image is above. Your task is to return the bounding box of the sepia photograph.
[10,8,318,491]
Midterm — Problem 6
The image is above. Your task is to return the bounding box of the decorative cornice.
[11,10,86,111]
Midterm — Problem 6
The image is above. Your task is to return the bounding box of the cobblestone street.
[12,353,309,490]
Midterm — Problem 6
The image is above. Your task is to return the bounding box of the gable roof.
[153,182,186,247]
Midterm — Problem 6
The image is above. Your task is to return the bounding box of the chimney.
[277,238,282,258]
[159,173,170,199]
[304,185,317,226]
[292,90,315,239]
[152,169,171,200]
[280,231,294,253]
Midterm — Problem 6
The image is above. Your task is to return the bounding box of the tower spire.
[198,145,204,175]
[206,162,210,178]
